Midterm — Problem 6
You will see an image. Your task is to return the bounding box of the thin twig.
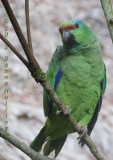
[100,0,113,43]
[1,0,39,69]
[0,126,54,160]
[25,0,34,54]
[1,0,29,58]
[0,33,29,67]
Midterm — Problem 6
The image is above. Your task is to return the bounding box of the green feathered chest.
[54,53,104,125]
[45,47,105,126]
[61,55,91,88]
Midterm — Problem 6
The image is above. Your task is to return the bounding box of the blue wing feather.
[47,67,62,116]
[101,79,104,89]
[54,67,62,91]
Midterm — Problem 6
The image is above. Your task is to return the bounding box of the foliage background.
[0,0,113,160]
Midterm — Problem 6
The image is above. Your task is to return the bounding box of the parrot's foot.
[56,105,71,115]
[63,105,71,115]
[77,126,87,142]
[56,110,62,115]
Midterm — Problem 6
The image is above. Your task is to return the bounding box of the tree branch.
[0,126,54,160]
[0,33,29,67]
[1,0,39,69]
[0,1,105,160]
[25,0,34,55]
[100,0,113,43]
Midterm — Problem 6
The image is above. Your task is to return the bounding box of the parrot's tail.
[30,125,68,157]
[30,126,49,152]
[43,134,68,158]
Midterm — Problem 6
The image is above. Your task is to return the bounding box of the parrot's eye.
[75,23,79,29]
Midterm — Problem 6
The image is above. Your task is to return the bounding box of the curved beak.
[62,30,72,43]
[62,30,76,48]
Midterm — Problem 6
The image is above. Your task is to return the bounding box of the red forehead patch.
[59,24,74,32]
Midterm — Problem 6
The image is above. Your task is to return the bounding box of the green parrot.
[30,20,106,157]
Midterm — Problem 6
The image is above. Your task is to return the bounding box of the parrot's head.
[59,20,97,49]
